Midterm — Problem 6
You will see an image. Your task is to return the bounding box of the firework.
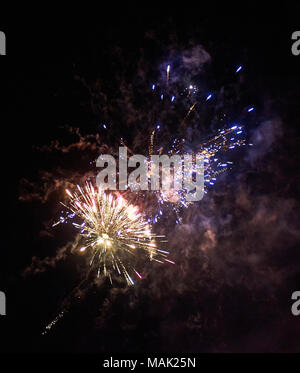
[139,63,252,218]
[120,121,247,224]
[55,182,170,285]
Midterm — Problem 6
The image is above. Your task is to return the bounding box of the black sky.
[1,3,300,353]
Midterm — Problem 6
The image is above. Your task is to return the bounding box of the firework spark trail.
[42,310,67,335]
[42,268,95,335]
[166,64,171,84]
[54,182,170,286]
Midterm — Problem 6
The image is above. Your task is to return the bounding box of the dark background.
[0,2,300,354]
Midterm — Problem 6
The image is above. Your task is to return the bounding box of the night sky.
[1,4,300,354]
